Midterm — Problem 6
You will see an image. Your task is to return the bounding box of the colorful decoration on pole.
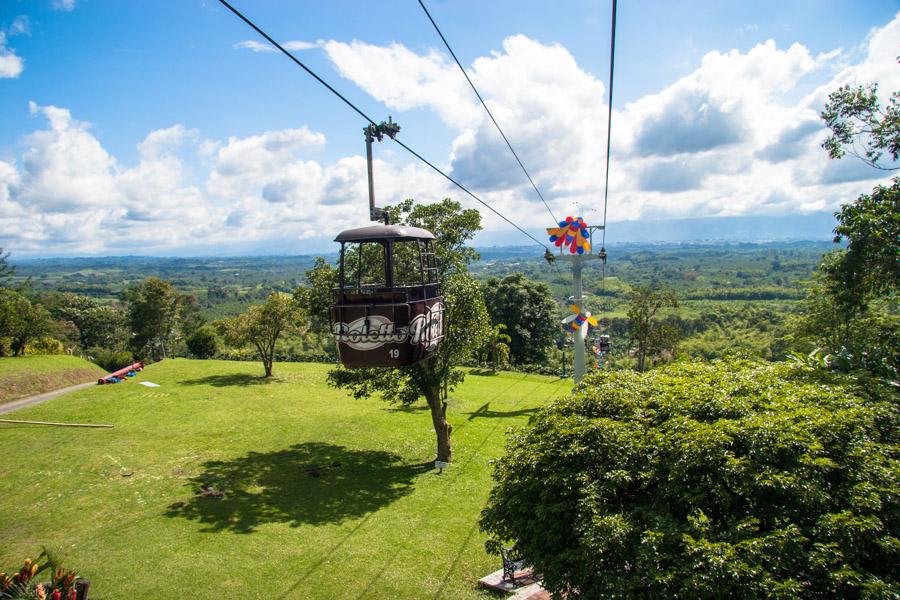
[547,216,592,254]
[562,304,598,333]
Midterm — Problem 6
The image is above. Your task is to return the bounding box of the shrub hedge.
[480,359,899,598]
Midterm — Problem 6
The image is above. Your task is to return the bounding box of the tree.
[222,292,305,377]
[827,177,900,296]
[480,360,899,598]
[480,323,512,372]
[795,79,900,380]
[794,178,899,380]
[821,81,899,170]
[0,289,49,356]
[43,292,126,350]
[300,257,339,335]
[0,248,15,288]
[0,289,29,356]
[482,273,557,364]
[327,199,491,463]
[11,302,51,356]
[186,326,219,359]
[123,277,184,360]
[626,285,679,371]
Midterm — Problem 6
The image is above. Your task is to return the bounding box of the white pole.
[573,261,586,383]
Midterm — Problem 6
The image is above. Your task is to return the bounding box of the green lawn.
[0,359,570,599]
[0,355,106,405]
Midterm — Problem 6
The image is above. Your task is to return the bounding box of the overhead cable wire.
[600,0,618,248]
[417,0,558,224]
[217,0,549,250]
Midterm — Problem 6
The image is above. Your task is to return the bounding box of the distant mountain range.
[10,211,838,259]
[602,212,836,244]
[472,211,837,249]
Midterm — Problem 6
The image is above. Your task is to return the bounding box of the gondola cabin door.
[331,224,444,367]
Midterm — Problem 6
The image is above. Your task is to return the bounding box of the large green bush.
[186,326,219,359]
[87,347,134,373]
[480,360,899,598]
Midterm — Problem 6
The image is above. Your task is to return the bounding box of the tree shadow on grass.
[384,404,429,413]
[469,369,500,377]
[165,442,428,533]
[464,402,539,420]
[178,373,283,387]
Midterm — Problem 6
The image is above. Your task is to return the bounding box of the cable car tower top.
[364,117,400,225]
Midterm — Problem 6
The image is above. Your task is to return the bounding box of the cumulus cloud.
[5,12,900,255]
[0,32,24,78]
[0,100,453,254]
[323,39,480,125]
[321,16,898,230]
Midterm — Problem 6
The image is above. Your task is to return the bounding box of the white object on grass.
[139,382,160,388]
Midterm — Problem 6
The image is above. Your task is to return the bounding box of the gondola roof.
[334,224,435,243]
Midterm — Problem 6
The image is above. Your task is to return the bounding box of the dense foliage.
[87,346,133,372]
[328,199,491,462]
[481,360,899,598]
[185,326,219,359]
[122,277,188,360]
[220,292,304,377]
[483,273,557,364]
[0,289,50,357]
[626,285,679,371]
[821,82,899,170]
[795,178,899,382]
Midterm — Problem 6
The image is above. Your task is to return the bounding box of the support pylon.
[558,253,599,383]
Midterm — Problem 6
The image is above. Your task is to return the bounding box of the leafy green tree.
[297,257,339,336]
[122,277,185,360]
[481,323,512,372]
[43,292,126,350]
[0,289,29,356]
[328,199,491,463]
[11,302,51,356]
[826,177,900,297]
[626,285,679,371]
[0,248,15,288]
[222,292,305,377]
[821,81,899,170]
[481,360,899,598]
[0,289,50,356]
[186,326,219,359]
[482,273,557,364]
[798,91,899,380]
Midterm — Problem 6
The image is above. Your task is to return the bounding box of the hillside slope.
[0,355,106,405]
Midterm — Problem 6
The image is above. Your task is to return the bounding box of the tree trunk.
[424,385,452,463]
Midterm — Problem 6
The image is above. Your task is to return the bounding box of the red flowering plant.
[0,550,81,600]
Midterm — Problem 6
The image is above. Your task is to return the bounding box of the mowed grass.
[0,359,570,599]
[0,355,106,405]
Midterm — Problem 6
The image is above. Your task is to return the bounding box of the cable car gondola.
[330,119,444,367]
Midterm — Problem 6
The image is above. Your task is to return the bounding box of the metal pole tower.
[555,226,603,383]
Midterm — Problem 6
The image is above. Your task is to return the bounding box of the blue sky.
[0,0,898,256]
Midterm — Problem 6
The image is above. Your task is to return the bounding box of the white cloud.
[320,16,898,229]
[323,39,481,125]
[51,0,75,11]
[0,32,24,78]
[8,16,30,36]
[233,39,320,53]
[5,13,900,255]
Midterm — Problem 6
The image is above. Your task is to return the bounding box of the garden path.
[0,382,95,415]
